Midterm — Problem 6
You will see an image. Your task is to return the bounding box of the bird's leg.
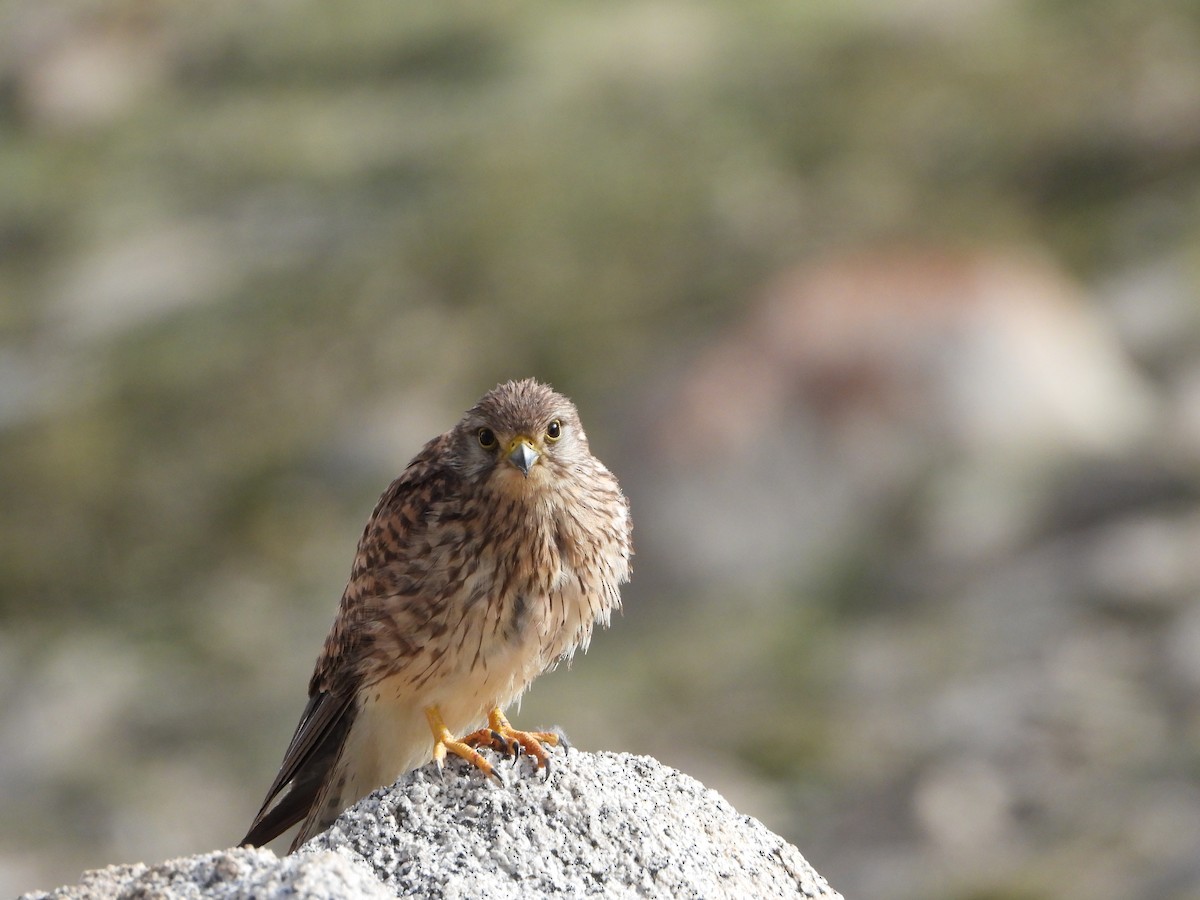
[424,706,500,782]
[462,707,559,771]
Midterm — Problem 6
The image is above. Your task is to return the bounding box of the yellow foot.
[424,706,501,782]
[462,708,560,772]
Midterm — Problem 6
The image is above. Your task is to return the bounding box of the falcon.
[241,379,632,850]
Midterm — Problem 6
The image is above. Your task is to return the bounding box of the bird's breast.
[428,507,596,687]
[363,483,625,724]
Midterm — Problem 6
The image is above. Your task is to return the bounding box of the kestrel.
[241,379,632,851]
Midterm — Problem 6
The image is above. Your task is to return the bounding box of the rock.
[18,847,391,900]
[21,751,841,899]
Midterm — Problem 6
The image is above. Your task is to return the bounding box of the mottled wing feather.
[240,437,451,848]
[316,439,463,693]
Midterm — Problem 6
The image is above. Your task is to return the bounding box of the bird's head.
[451,379,591,492]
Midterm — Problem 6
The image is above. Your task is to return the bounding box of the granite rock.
[23,751,840,899]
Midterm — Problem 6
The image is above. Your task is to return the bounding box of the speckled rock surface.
[19,847,390,900]
[22,751,841,899]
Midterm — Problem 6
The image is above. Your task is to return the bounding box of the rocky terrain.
[21,752,841,899]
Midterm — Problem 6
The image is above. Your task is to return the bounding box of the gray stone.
[22,751,841,899]
[20,847,390,900]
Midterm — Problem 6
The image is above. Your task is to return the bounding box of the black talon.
[555,729,572,753]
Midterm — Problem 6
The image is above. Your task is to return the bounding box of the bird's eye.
[477,428,498,449]
[545,419,562,442]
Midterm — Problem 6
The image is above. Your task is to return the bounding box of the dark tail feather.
[240,768,320,847]
[240,690,356,849]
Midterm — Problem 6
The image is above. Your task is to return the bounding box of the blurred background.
[2,1,1200,898]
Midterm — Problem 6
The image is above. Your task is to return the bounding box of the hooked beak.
[507,437,540,477]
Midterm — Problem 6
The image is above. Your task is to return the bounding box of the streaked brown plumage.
[241,379,632,850]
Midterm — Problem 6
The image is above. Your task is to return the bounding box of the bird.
[240,379,632,851]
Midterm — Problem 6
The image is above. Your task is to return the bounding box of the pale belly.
[335,590,583,807]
